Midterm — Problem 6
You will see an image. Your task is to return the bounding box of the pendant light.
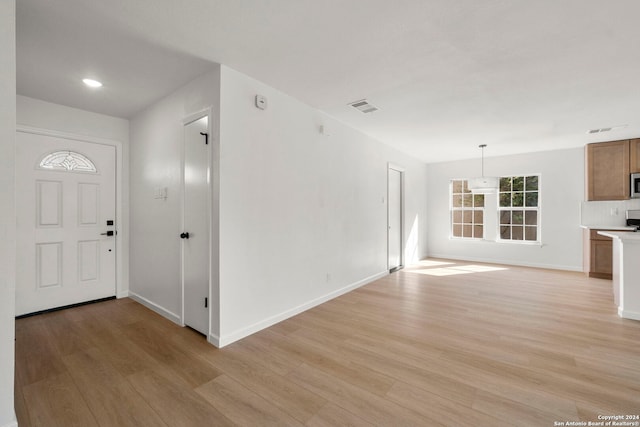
[468,144,499,194]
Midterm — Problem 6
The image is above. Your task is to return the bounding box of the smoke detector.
[349,99,379,114]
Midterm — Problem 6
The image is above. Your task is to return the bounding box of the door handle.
[100,230,115,236]
[180,232,190,239]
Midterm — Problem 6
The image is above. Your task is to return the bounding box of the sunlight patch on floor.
[453,265,508,273]
[411,260,456,267]
[404,262,509,276]
[408,267,474,276]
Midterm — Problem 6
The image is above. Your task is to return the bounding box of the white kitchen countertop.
[598,231,640,242]
[580,225,637,231]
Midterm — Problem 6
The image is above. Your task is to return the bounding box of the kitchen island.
[598,231,640,321]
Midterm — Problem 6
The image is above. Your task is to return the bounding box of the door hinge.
[205,297,208,308]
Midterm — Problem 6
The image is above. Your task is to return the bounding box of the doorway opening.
[388,163,404,273]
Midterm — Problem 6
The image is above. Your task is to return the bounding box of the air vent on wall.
[349,99,379,114]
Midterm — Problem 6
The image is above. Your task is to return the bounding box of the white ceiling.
[16,0,640,163]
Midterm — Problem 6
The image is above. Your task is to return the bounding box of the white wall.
[427,147,584,271]
[0,2,16,426]
[217,66,428,345]
[16,95,131,298]
[128,65,427,347]
[17,96,129,142]
[129,68,221,330]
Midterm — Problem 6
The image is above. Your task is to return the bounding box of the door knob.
[100,230,115,236]
[180,232,190,239]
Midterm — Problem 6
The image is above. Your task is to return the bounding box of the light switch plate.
[154,187,168,200]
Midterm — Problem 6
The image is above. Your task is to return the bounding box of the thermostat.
[255,95,267,110]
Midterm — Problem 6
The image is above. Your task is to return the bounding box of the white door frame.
[16,125,128,299]
[387,162,405,271]
[181,108,212,338]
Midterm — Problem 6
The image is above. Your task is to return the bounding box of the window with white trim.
[450,179,484,239]
[498,175,540,242]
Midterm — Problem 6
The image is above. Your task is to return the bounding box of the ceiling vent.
[587,124,627,134]
[349,99,379,114]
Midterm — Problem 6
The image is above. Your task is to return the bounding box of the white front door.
[182,116,210,335]
[16,131,117,316]
[388,166,403,271]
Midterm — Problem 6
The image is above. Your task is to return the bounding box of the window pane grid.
[451,179,484,239]
[498,175,540,243]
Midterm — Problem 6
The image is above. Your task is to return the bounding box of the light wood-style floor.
[15,259,640,426]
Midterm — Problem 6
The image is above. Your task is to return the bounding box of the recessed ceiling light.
[82,78,103,88]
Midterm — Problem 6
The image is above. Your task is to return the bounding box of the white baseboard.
[217,270,388,348]
[1,413,18,427]
[208,333,221,348]
[426,253,583,272]
[619,308,640,321]
[116,290,129,299]
[128,291,181,325]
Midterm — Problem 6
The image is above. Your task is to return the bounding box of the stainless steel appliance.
[626,209,640,230]
[631,173,640,198]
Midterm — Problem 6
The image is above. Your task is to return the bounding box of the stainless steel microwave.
[632,173,640,198]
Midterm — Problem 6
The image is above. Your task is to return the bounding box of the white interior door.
[182,116,210,335]
[16,131,116,316]
[388,166,403,271]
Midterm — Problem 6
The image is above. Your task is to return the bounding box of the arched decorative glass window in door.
[38,150,98,173]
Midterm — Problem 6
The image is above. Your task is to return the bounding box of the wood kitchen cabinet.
[583,229,633,279]
[631,138,640,173]
[585,140,630,201]
[590,239,613,279]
